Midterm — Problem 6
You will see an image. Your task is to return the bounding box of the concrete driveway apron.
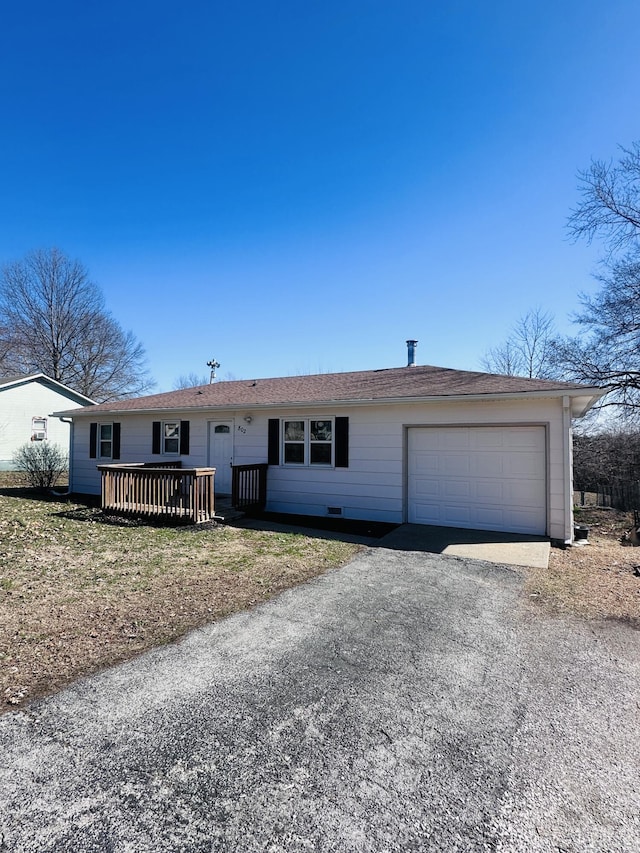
[1,542,639,852]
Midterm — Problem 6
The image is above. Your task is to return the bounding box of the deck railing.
[98,462,216,524]
[231,463,268,511]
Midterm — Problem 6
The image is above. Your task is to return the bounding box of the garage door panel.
[413,478,441,498]
[503,453,543,478]
[472,430,505,450]
[441,430,471,450]
[408,427,546,535]
[503,427,545,450]
[507,481,545,507]
[474,507,507,528]
[443,480,471,499]
[410,452,439,475]
[412,501,443,524]
[473,480,506,501]
[441,454,471,476]
[440,504,473,526]
[471,456,504,476]
[410,431,442,452]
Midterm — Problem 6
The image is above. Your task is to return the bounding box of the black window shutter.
[180,420,190,455]
[152,421,161,454]
[268,419,280,465]
[89,423,97,459]
[335,417,349,468]
[112,423,121,460]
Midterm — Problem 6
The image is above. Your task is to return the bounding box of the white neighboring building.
[0,374,95,469]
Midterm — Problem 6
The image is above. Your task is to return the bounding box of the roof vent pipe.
[406,339,418,367]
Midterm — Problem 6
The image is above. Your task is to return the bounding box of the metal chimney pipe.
[406,339,418,367]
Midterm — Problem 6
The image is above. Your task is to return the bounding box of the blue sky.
[1,1,638,390]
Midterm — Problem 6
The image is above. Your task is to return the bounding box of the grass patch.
[0,487,360,711]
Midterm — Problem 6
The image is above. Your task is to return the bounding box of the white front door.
[208,421,234,494]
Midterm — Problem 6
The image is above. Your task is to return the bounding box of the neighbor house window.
[282,419,333,466]
[163,422,180,454]
[99,424,113,458]
[31,417,47,441]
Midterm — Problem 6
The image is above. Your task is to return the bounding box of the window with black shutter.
[152,420,189,455]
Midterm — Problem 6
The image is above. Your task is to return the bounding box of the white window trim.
[282,418,334,467]
[99,423,113,459]
[162,421,180,455]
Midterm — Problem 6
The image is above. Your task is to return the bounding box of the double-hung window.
[151,420,190,456]
[89,422,121,460]
[283,419,333,466]
[99,424,113,458]
[163,422,180,454]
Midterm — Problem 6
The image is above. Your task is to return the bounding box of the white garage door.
[408,426,546,535]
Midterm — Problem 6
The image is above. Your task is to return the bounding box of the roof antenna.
[207,359,220,383]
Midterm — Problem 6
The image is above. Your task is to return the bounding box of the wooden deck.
[98,462,215,524]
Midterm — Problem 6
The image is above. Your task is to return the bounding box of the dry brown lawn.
[527,506,640,626]
[0,486,359,712]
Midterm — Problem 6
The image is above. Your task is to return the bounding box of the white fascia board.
[0,373,42,390]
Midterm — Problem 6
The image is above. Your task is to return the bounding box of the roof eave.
[53,385,609,419]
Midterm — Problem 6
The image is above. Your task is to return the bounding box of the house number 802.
[237,425,247,434]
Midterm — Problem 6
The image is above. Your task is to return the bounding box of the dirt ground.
[527,506,640,626]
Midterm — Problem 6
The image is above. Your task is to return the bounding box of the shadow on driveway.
[239,513,551,568]
[377,523,551,568]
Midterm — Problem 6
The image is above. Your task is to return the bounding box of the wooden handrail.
[231,463,268,510]
[98,464,216,523]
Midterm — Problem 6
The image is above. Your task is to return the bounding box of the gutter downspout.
[53,416,74,496]
[562,396,573,544]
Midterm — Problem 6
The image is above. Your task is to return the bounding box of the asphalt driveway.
[1,543,639,852]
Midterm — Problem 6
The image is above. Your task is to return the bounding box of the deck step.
[214,499,245,523]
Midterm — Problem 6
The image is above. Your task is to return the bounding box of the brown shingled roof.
[58,365,602,416]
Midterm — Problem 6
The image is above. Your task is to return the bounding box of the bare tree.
[557,142,640,417]
[573,428,640,489]
[553,256,640,414]
[568,142,640,256]
[482,308,558,379]
[0,248,154,402]
[173,372,210,389]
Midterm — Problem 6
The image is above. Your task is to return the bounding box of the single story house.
[54,354,605,542]
[0,373,95,469]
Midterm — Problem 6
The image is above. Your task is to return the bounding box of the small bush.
[11,442,68,489]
